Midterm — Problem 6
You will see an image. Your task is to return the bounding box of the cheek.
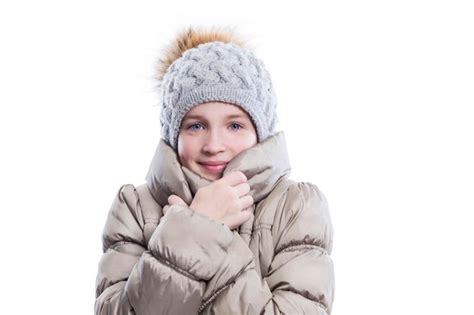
[233,133,257,152]
[177,135,198,166]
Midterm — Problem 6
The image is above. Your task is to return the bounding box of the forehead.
[183,102,250,120]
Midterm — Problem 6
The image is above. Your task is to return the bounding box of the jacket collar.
[145,131,291,207]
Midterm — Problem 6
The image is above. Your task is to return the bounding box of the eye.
[187,123,204,131]
[229,122,243,131]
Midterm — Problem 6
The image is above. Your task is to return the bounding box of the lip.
[198,161,228,173]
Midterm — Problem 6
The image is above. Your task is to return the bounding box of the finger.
[222,211,253,230]
[163,205,170,215]
[233,182,250,198]
[219,170,247,186]
[168,194,187,206]
[239,194,254,210]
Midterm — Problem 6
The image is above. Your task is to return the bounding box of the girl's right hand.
[190,171,254,230]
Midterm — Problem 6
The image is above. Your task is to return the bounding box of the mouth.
[198,161,228,173]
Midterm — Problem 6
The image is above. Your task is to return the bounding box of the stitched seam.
[275,238,328,256]
[151,252,201,282]
[109,241,129,251]
[280,244,328,256]
[253,223,272,230]
[316,302,328,315]
[240,224,273,233]
[144,218,159,224]
[198,267,247,314]
[108,240,145,252]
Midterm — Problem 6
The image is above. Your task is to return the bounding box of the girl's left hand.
[162,195,188,215]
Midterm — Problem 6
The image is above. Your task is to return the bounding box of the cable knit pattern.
[159,41,278,149]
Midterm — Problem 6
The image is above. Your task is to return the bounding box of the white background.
[1,1,473,314]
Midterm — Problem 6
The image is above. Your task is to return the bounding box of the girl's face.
[177,101,258,181]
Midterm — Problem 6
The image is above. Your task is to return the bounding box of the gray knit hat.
[159,41,278,149]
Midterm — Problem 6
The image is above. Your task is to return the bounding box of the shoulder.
[268,179,329,216]
[114,183,159,219]
[285,181,330,216]
[269,179,334,254]
[101,183,148,251]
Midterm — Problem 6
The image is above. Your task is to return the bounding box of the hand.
[162,171,254,230]
[190,171,254,229]
[162,195,188,215]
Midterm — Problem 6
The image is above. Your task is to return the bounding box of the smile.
[198,162,228,173]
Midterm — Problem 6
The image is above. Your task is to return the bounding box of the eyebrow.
[183,114,247,121]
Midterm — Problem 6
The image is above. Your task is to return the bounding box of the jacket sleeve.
[199,182,335,314]
[95,184,211,315]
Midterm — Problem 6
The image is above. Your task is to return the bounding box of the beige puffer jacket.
[95,131,335,314]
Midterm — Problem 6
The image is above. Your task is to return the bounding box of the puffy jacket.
[95,131,335,314]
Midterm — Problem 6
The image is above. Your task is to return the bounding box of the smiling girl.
[95,25,335,314]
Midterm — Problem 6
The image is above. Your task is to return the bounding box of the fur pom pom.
[155,25,252,89]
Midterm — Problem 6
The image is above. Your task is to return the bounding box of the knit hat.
[156,27,278,149]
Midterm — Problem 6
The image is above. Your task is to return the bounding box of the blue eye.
[229,123,242,131]
[188,123,204,131]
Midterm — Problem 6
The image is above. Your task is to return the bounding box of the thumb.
[168,194,188,206]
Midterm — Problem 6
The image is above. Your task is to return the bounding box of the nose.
[202,130,226,155]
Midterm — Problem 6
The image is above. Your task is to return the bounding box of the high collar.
[145,131,291,207]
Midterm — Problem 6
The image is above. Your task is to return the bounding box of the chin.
[191,164,222,181]
[203,173,220,181]
[201,170,222,181]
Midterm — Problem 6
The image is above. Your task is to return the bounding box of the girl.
[95,26,335,314]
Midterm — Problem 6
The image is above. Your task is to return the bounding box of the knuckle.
[247,195,254,205]
[238,171,247,182]
[232,199,240,209]
[230,170,246,182]
[243,183,250,192]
